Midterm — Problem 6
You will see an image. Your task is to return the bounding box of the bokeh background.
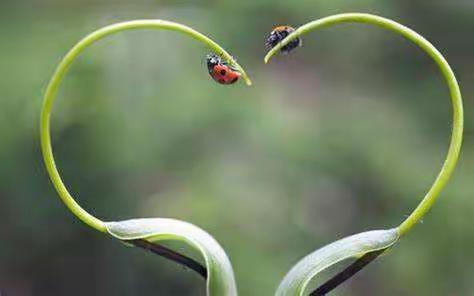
[1,0,473,295]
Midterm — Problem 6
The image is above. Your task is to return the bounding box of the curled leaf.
[106,218,237,296]
[276,228,399,296]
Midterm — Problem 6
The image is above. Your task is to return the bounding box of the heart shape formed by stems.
[40,14,463,296]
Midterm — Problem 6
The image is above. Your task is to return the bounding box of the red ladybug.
[206,54,241,85]
[265,25,302,54]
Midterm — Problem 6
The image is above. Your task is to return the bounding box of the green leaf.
[105,218,237,296]
[276,228,399,296]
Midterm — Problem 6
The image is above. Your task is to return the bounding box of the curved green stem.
[41,20,252,233]
[265,13,463,237]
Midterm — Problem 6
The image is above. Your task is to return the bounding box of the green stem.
[41,20,252,233]
[265,13,463,237]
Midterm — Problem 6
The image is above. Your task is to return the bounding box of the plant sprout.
[265,13,463,295]
[40,20,251,296]
[40,14,463,296]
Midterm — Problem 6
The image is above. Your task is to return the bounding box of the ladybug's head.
[206,53,223,71]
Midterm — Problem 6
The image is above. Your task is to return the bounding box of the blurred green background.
[0,0,473,295]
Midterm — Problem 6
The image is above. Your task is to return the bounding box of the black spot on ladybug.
[219,79,226,84]
[220,69,227,75]
[230,77,238,84]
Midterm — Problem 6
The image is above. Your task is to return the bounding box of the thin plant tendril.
[265,13,463,238]
[40,20,252,233]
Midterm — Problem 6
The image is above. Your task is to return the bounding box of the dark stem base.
[130,239,208,279]
[310,249,385,296]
